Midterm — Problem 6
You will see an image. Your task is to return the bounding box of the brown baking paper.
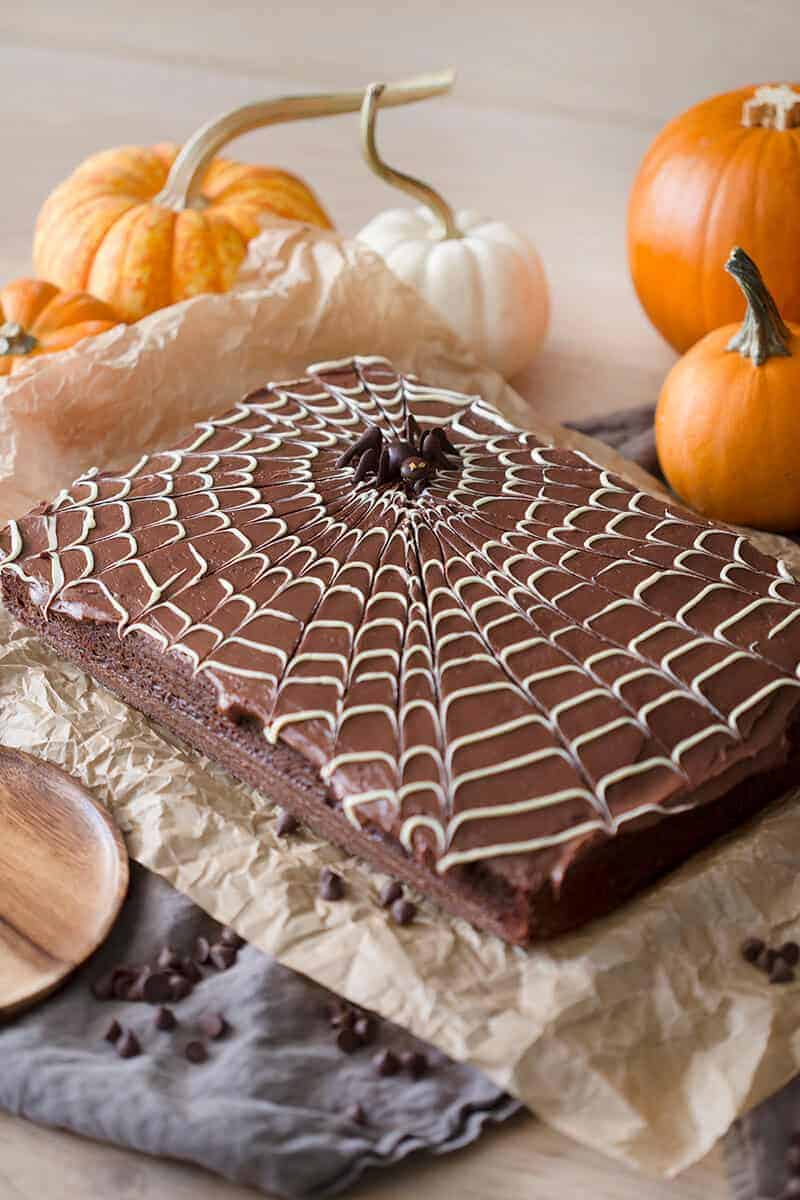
[2,220,800,1179]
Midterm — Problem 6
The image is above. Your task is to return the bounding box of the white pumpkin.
[358,206,549,379]
[356,82,549,380]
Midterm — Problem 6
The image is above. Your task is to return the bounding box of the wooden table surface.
[1,2,795,1195]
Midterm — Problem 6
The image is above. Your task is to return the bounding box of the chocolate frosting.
[3,355,800,881]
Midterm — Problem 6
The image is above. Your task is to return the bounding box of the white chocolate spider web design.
[3,355,800,874]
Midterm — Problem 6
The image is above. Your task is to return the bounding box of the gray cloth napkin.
[0,865,519,1198]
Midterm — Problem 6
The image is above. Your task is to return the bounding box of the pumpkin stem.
[725,248,791,366]
[0,322,37,357]
[360,82,461,241]
[742,84,800,131]
[153,69,455,212]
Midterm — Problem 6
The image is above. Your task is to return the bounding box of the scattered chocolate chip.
[126,968,151,1002]
[169,973,192,1001]
[353,1015,377,1045]
[379,880,403,908]
[347,1103,367,1125]
[770,958,795,985]
[331,1005,355,1030]
[741,937,765,964]
[181,957,203,984]
[786,1143,800,1172]
[154,1006,176,1031]
[756,947,777,973]
[320,867,345,901]
[157,945,182,971]
[117,1030,141,1059]
[141,971,174,1005]
[390,898,417,926]
[198,1012,229,1040]
[194,936,210,964]
[185,1040,208,1064]
[104,1018,122,1044]
[91,972,115,1001]
[336,1027,360,1054]
[220,926,245,949]
[373,1049,400,1077]
[209,943,237,971]
[783,1179,800,1197]
[402,1049,429,1079]
[781,941,800,967]
[111,967,138,1000]
[276,809,299,837]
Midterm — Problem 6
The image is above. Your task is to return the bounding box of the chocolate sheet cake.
[4,355,800,944]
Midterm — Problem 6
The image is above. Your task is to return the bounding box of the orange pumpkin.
[628,83,800,353]
[656,248,800,531]
[0,279,119,377]
[34,139,332,324]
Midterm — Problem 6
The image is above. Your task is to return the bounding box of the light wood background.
[1,1,794,1195]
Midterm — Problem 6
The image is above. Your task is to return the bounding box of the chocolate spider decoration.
[336,413,461,496]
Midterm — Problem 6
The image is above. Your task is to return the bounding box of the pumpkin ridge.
[696,128,752,337]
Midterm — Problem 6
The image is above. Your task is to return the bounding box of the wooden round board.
[0,746,129,1019]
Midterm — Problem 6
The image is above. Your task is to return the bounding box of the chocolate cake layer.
[4,355,800,943]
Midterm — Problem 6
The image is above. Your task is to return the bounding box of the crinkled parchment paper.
[2,220,800,1179]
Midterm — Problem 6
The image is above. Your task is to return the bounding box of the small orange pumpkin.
[656,248,800,531]
[629,83,800,352]
[0,279,119,377]
[34,138,332,325]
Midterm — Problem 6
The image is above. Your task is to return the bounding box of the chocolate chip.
[781,941,800,967]
[117,1030,141,1059]
[220,926,244,949]
[347,1103,367,1125]
[198,1012,229,1040]
[276,809,299,837]
[209,943,237,971]
[390,898,417,926]
[126,967,151,1002]
[783,1179,800,1196]
[320,868,345,901]
[770,958,795,985]
[786,1143,800,1172]
[194,936,210,964]
[157,945,181,971]
[104,1018,122,1044]
[169,973,192,1001]
[142,971,175,1005]
[402,1049,428,1079]
[380,880,403,908]
[154,1006,176,1031]
[91,972,115,1001]
[741,937,765,964]
[756,947,777,973]
[373,1049,400,1077]
[336,1027,360,1054]
[181,958,203,984]
[353,1015,377,1045]
[111,966,139,1000]
[185,1040,208,1064]
[330,1004,355,1030]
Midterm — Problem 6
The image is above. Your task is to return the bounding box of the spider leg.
[376,443,392,485]
[337,425,382,468]
[405,412,422,448]
[421,429,451,468]
[353,446,379,483]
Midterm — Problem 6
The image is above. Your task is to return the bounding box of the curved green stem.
[361,82,460,240]
[725,247,791,366]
